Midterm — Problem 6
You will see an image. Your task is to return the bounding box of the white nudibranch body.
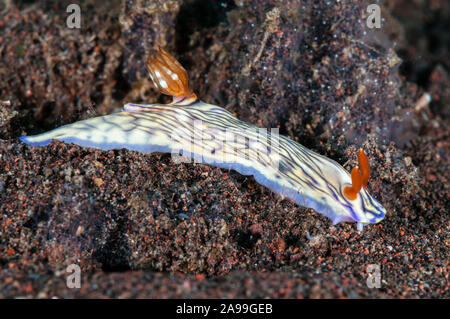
[20,47,386,231]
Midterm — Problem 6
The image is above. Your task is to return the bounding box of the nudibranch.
[20,46,386,231]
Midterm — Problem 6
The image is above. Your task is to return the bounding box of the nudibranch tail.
[146,46,196,100]
[343,149,371,201]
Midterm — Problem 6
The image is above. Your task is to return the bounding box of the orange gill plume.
[343,149,370,201]
[146,46,196,100]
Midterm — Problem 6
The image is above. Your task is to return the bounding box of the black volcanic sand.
[0,0,448,298]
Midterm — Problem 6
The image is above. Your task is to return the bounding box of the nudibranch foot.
[357,222,364,232]
[19,47,387,231]
[19,135,47,147]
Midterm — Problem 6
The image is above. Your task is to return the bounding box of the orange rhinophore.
[344,149,370,200]
[146,46,196,99]
[358,148,370,188]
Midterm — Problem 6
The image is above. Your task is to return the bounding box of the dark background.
[0,0,448,298]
